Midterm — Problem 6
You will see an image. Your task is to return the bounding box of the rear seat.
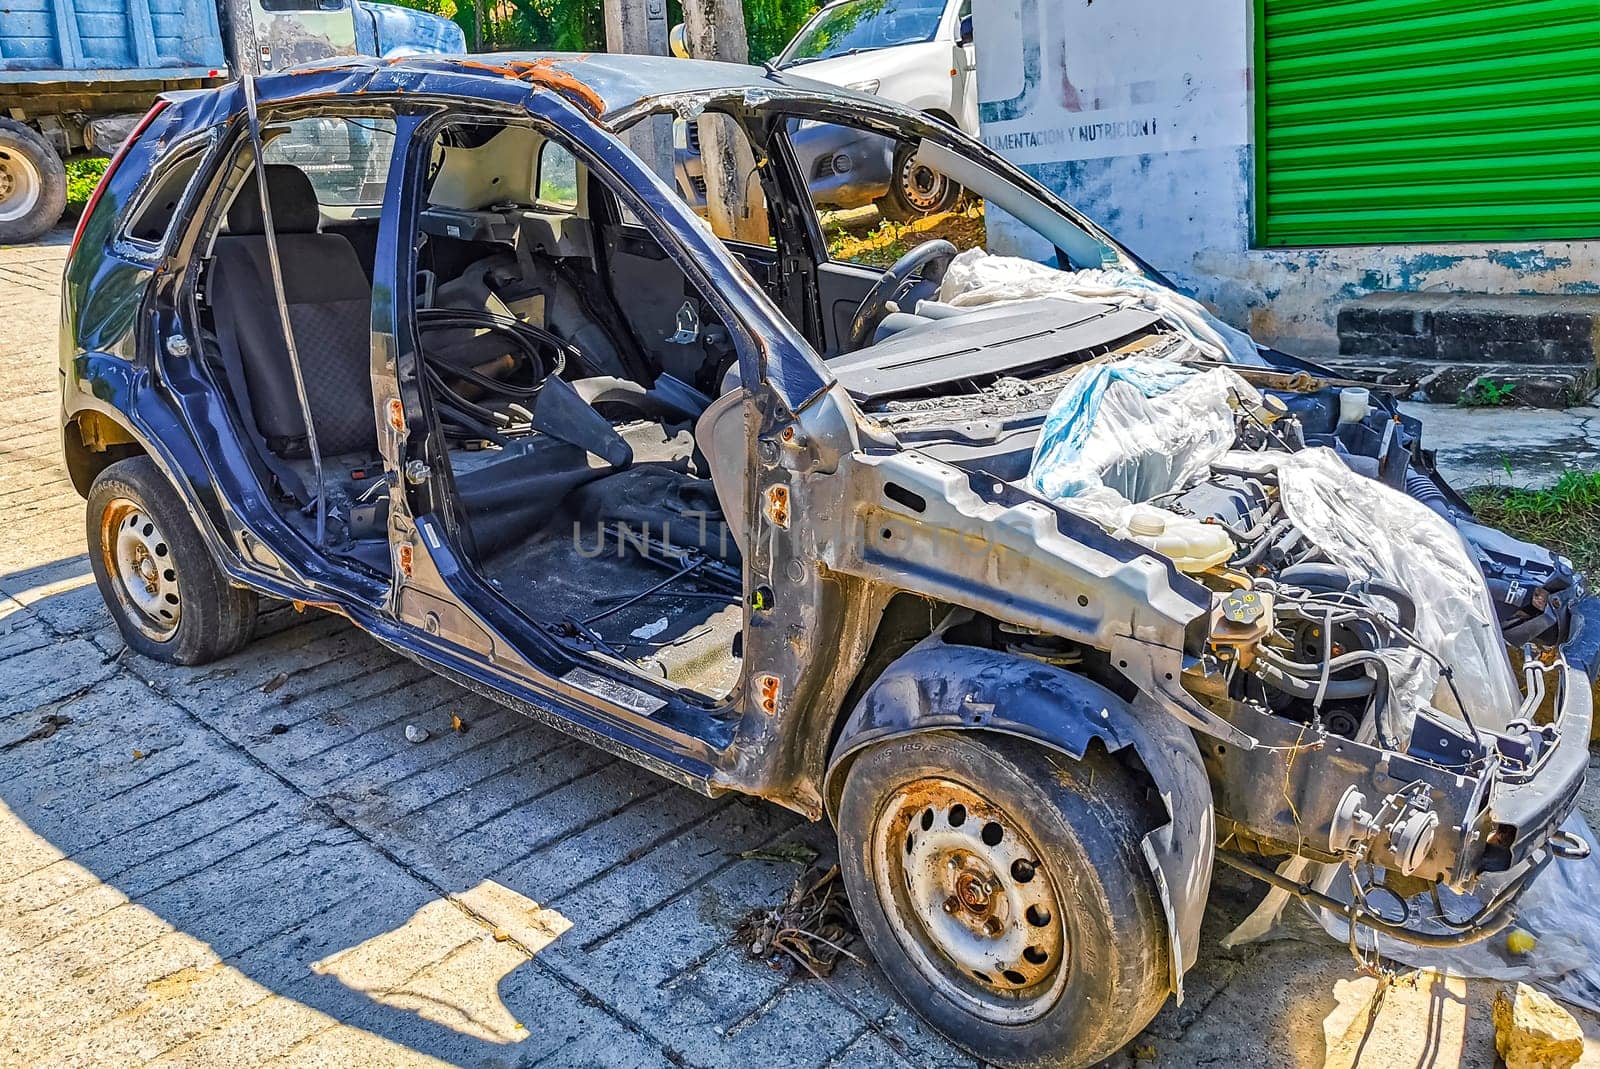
[209,164,377,463]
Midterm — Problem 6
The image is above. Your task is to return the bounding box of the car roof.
[269,51,841,123]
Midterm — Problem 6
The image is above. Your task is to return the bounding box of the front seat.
[209,165,377,466]
[694,387,747,554]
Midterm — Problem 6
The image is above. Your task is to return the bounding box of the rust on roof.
[445,55,606,116]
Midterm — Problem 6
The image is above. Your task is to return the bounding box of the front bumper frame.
[1203,652,1592,904]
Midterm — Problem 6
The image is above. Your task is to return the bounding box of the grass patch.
[1458,376,1518,407]
[1466,470,1600,575]
[823,202,987,270]
[66,157,109,206]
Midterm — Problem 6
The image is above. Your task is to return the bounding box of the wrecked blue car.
[59,53,1593,1068]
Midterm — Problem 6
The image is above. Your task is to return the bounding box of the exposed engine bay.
[841,270,1590,936]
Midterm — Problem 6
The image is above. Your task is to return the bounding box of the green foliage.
[429,0,603,50]
[387,0,814,59]
[395,0,457,17]
[1459,376,1517,407]
[66,157,109,206]
[1467,470,1600,575]
[745,0,820,61]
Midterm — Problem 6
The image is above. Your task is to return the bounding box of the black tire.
[875,141,962,223]
[837,732,1169,1069]
[0,119,68,245]
[87,456,259,665]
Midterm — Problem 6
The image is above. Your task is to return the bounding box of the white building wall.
[972,0,1600,357]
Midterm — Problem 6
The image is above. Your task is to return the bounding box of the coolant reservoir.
[1120,505,1234,573]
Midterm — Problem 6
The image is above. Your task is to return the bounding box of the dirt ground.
[6,231,1600,1067]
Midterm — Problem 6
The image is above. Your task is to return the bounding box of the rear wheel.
[0,120,67,245]
[837,732,1169,1069]
[87,457,258,664]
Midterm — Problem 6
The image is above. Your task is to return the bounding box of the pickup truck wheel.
[876,142,961,223]
[837,733,1169,1069]
[87,457,258,665]
[0,120,67,245]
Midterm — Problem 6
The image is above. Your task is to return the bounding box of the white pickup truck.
[773,0,977,220]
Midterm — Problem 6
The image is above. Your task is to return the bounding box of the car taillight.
[69,99,171,258]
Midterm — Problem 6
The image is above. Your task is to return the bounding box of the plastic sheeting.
[1276,447,1524,728]
[1227,817,1600,1014]
[1022,355,1518,730]
[1023,355,1260,569]
[1026,356,1257,507]
[937,248,1261,364]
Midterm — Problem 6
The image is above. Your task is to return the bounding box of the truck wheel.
[87,457,258,665]
[0,120,67,245]
[876,142,961,223]
[836,733,1169,1069]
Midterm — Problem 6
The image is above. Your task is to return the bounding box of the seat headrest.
[228,165,321,235]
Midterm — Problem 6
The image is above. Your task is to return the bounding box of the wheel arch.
[64,409,147,498]
[824,627,1215,1001]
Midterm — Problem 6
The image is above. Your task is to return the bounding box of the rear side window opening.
[536,140,579,209]
[119,140,211,253]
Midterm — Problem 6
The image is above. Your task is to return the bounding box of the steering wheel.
[846,239,959,352]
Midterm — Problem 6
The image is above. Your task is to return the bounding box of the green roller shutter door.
[1255,0,1600,246]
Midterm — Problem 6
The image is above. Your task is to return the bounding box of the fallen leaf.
[451,714,468,733]
[133,749,146,760]
[736,864,858,979]
[1,714,72,752]
[261,673,288,694]
[739,842,820,865]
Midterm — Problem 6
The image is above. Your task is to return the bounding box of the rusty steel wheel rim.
[871,777,1068,1024]
[898,155,950,214]
[101,496,181,641]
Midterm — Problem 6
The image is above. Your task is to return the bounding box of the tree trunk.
[678,0,769,246]
[603,0,674,178]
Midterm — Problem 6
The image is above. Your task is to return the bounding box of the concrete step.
[1318,355,1599,409]
[1337,291,1600,366]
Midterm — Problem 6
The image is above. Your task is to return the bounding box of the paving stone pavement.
[6,230,1600,1068]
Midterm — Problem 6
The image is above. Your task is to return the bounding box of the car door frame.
[374,88,853,809]
[765,104,946,355]
[145,90,405,615]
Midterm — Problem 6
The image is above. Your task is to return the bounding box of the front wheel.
[876,142,962,223]
[87,456,259,664]
[0,119,67,245]
[836,733,1170,1069]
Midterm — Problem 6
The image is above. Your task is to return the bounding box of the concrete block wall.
[971,0,1600,359]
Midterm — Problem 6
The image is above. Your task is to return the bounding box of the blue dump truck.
[0,0,464,242]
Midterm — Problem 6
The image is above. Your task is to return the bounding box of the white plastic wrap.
[1275,447,1523,728]
[1229,817,1600,1014]
[937,248,1261,364]
[1022,355,1261,571]
[1026,356,1257,505]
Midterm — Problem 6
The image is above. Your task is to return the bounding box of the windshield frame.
[777,0,951,69]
